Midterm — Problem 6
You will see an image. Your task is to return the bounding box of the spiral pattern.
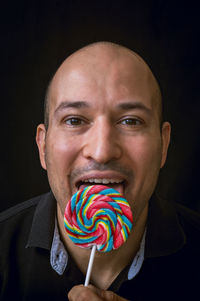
[64,185,133,252]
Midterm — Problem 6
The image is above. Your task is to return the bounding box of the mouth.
[75,176,127,195]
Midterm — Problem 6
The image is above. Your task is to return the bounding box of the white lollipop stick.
[84,245,96,286]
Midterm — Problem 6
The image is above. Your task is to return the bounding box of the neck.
[57,203,148,289]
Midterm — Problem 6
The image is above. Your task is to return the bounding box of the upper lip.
[74,171,128,189]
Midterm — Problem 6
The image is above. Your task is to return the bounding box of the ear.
[160,122,171,168]
[36,124,47,170]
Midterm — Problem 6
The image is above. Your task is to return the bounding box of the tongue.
[79,183,124,195]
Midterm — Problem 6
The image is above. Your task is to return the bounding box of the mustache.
[70,161,133,183]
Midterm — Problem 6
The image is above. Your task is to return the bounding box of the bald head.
[44,42,162,129]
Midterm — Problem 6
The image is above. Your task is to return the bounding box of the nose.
[82,118,122,163]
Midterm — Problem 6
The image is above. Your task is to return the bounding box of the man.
[0,42,199,301]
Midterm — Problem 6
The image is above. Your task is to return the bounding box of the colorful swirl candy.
[64,185,133,252]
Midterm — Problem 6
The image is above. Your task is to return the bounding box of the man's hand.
[68,284,129,301]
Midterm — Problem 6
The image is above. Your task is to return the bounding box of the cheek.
[125,135,162,177]
[45,133,84,213]
[138,137,161,164]
[124,135,162,220]
[46,133,81,170]
[45,132,81,199]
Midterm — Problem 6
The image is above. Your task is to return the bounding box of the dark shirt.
[0,191,199,301]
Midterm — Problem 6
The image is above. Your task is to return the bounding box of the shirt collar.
[50,218,68,275]
[26,191,56,250]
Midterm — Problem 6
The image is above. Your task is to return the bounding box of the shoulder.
[0,192,52,241]
[0,193,50,223]
[154,193,200,236]
[174,202,200,247]
[174,202,200,227]
[0,195,40,222]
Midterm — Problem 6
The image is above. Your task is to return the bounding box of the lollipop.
[64,185,133,285]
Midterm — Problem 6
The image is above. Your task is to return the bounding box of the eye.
[65,117,85,126]
[119,118,142,126]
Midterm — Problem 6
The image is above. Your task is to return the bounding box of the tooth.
[81,178,123,184]
[116,180,122,183]
[94,179,102,183]
[102,179,110,184]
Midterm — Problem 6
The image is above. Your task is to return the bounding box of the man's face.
[36,46,170,223]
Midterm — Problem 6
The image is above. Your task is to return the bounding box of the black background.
[0,0,200,212]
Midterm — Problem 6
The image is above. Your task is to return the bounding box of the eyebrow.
[54,101,89,115]
[54,100,152,115]
[117,102,152,114]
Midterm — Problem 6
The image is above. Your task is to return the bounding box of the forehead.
[48,45,160,114]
